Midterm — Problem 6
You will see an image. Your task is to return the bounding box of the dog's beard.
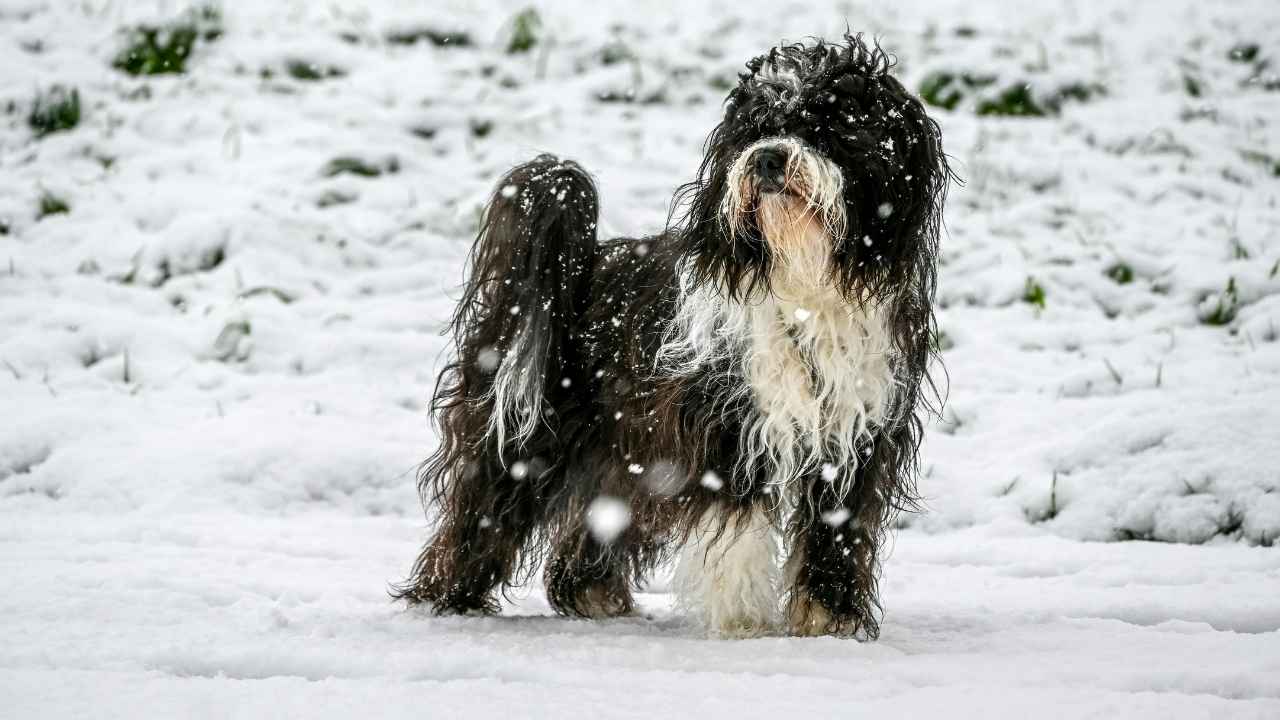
[721,137,847,296]
[755,194,831,298]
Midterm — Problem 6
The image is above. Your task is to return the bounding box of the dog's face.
[678,34,950,304]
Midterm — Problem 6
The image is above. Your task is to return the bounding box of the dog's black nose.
[752,147,788,192]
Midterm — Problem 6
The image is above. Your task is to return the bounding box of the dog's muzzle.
[751,146,788,194]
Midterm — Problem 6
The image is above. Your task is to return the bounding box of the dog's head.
[676,33,950,304]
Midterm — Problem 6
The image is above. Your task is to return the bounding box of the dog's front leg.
[784,453,888,640]
[673,499,781,638]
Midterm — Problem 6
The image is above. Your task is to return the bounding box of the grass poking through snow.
[37,192,70,219]
[284,60,347,81]
[507,8,541,54]
[28,86,80,138]
[321,156,399,178]
[112,4,223,76]
[1105,262,1135,284]
[385,27,472,48]
[1199,277,1239,326]
[1023,276,1047,310]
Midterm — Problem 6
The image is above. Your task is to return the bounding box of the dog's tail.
[452,154,599,450]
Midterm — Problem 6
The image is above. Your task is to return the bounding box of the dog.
[394,33,950,639]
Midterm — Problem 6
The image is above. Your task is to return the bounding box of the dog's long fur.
[393,34,951,639]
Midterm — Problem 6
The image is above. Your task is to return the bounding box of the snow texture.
[2,0,1279,717]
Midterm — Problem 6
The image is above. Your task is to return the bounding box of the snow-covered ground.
[3,0,1279,717]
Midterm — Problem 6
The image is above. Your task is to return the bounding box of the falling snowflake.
[793,307,812,322]
[476,346,501,372]
[821,463,838,482]
[500,184,518,199]
[642,460,683,496]
[586,496,631,543]
[510,461,529,480]
[700,470,724,491]
[821,507,851,526]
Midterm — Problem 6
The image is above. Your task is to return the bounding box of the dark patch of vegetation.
[1200,277,1239,326]
[1105,262,1134,285]
[285,60,346,81]
[954,26,978,38]
[1183,73,1203,97]
[1023,276,1047,310]
[321,156,399,178]
[1240,149,1280,177]
[1230,237,1250,260]
[386,27,472,48]
[469,118,493,138]
[113,4,222,76]
[409,125,437,140]
[921,71,1104,116]
[919,71,995,110]
[239,286,296,303]
[506,8,540,54]
[28,86,80,137]
[0,219,10,236]
[37,192,70,219]
[599,41,633,66]
[317,190,357,208]
[1228,43,1260,63]
[977,84,1048,117]
[595,88,666,105]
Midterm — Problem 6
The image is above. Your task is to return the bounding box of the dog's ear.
[830,73,951,305]
[671,120,773,301]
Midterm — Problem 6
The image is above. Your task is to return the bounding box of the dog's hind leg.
[543,517,643,619]
[395,450,558,615]
[542,466,661,619]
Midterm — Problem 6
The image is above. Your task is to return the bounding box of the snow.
[2,0,1279,717]
[586,495,631,543]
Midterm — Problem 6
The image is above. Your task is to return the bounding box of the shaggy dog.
[394,33,950,639]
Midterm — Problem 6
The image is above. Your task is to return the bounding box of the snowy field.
[3,0,1280,717]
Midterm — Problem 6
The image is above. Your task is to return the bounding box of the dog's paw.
[711,615,775,639]
[574,585,633,619]
[786,593,873,640]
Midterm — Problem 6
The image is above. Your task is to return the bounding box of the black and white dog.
[395,33,950,639]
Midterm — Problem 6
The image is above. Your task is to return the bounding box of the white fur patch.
[673,506,780,637]
[656,262,896,503]
[483,312,547,452]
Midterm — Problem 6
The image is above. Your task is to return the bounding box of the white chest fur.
[657,272,896,494]
[739,288,894,487]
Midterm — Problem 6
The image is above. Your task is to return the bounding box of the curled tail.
[449,154,599,451]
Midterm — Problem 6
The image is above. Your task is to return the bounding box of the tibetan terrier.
[394,33,950,639]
